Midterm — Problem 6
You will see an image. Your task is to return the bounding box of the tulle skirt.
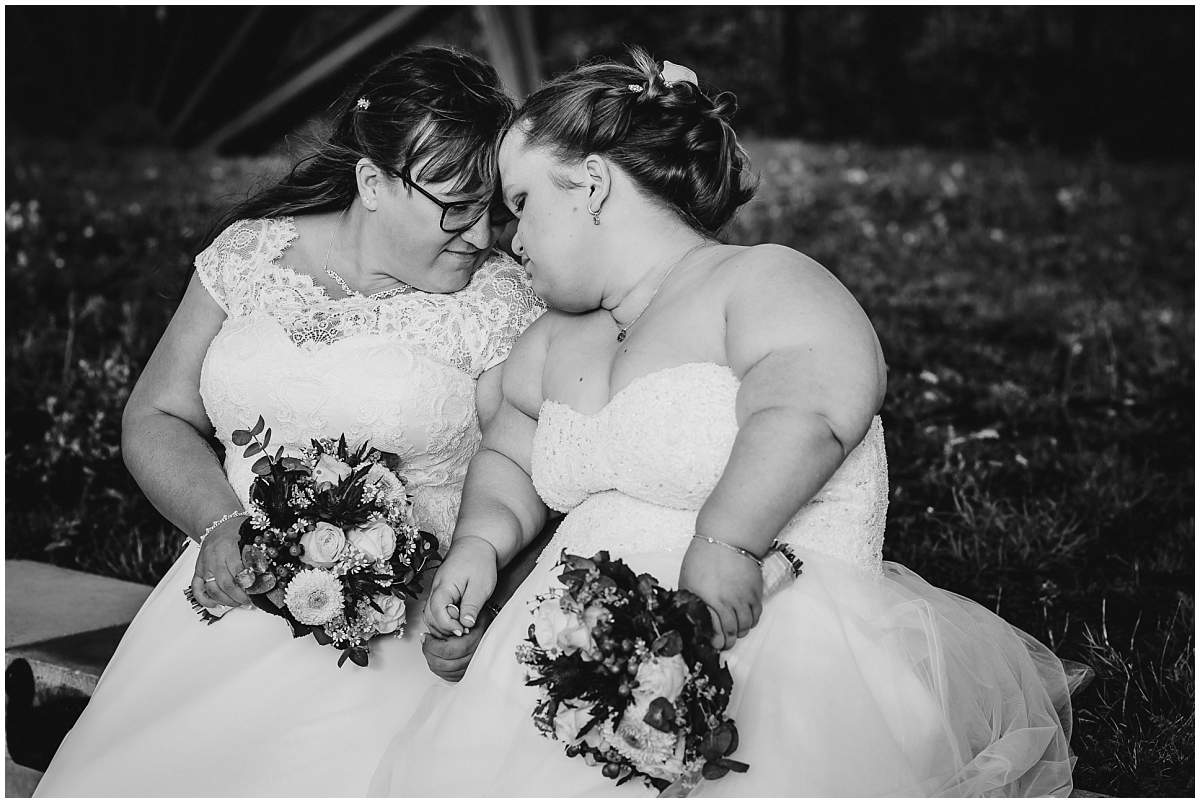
[370,544,1076,797]
[36,541,442,797]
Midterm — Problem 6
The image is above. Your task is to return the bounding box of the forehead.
[498,127,551,184]
[407,155,487,200]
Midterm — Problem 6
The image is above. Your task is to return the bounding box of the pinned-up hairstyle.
[204,46,515,247]
[514,47,756,235]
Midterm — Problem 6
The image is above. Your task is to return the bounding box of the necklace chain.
[321,212,414,301]
[615,240,711,342]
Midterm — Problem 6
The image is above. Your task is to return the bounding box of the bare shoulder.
[499,309,565,418]
[719,244,878,343]
[719,244,887,440]
[717,244,858,309]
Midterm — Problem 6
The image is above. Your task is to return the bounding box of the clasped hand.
[678,537,764,650]
[421,535,500,681]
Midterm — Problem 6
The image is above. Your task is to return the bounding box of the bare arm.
[423,317,552,637]
[681,246,886,648]
[420,359,557,681]
[121,273,250,607]
[700,245,886,553]
[468,362,557,606]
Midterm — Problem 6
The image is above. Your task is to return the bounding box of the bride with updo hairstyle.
[373,48,1078,796]
[514,47,756,237]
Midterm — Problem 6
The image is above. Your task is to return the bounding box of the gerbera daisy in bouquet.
[517,544,802,794]
[186,416,440,667]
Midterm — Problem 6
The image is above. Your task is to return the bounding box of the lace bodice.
[531,362,888,573]
[196,218,545,547]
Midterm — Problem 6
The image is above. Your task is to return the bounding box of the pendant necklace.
[613,240,711,342]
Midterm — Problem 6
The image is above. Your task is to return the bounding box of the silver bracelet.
[692,533,764,567]
[199,510,250,543]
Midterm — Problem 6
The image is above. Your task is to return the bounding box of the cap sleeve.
[192,218,276,316]
[476,252,546,372]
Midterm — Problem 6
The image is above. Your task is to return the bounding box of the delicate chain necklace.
[321,213,415,301]
[613,240,711,342]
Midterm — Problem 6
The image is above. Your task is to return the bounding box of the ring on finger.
[201,576,218,583]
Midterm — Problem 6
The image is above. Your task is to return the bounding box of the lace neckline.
[541,361,736,419]
[268,216,495,303]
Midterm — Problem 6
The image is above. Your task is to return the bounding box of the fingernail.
[452,628,463,637]
[461,615,476,627]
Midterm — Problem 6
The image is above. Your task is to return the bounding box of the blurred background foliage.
[6,6,1193,160]
[5,5,1194,797]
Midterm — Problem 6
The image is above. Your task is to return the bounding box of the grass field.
[5,137,1193,795]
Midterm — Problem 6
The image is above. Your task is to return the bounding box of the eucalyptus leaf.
[261,427,272,450]
[245,573,276,595]
[243,443,262,458]
[251,455,272,475]
[231,429,252,446]
[651,630,683,658]
[642,696,677,733]
[250,415,265,436]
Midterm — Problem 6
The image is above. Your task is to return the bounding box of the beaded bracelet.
[199,510,250,542]
[692,533,764,567]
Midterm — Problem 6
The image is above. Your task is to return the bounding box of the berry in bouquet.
[186,416,441,667]
[517,544,802,794]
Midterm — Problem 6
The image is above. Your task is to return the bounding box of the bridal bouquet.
[187,417,440,667]
[517,544,802,794]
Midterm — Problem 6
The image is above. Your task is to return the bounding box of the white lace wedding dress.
[35,217,544,796]
[370,362,1076,797]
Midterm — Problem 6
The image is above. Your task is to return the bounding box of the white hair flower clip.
[626,83,644,93]
[356,97,370,110]
[660,61,698,87]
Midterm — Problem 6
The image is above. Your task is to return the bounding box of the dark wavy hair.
[514,47,755,235]
[204,47,515,248]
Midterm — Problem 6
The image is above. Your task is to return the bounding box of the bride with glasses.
[35,47,543,796]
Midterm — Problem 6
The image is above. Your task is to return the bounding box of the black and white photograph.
[5,4,1194,798]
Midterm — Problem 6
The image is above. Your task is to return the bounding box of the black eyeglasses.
[394,168,493,233]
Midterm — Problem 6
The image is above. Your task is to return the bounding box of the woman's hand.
[190,516,252,609]
[424,536,498,638]
[678,537,763,650]
[422,605,496,682]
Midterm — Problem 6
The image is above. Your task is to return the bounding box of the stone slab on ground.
[5,756,43,798]
[7,624,131,698]
[6,561,152,649]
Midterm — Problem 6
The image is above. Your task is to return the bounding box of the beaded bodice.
[531,362,888,573]
[195,217,544,547]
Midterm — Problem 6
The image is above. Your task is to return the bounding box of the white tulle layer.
[370,545,1075,797]
[35,542,442,797]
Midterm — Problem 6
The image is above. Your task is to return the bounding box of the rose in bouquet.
[517,544,802,793]
[187,416,440,667]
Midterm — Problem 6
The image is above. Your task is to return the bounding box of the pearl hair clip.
[356,97,370,110]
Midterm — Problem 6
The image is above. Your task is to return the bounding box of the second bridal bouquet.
[188,417,441,667]
[517,545,802,794]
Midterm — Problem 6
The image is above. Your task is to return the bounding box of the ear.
[354,157,387,211]
[582,154,612,213]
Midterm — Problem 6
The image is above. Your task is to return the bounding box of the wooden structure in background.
[197,6,542,152]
